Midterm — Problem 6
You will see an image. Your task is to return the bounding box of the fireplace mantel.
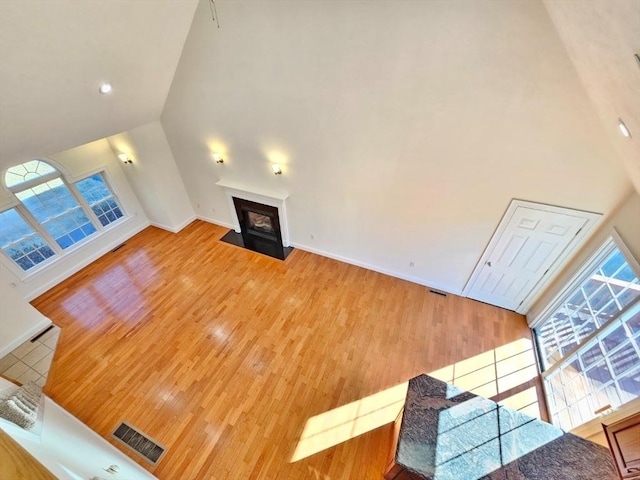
[216,180,290,247]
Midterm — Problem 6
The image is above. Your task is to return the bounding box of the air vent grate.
[111,243,126,253]
[112,422,166,465]
[429,289,447,297]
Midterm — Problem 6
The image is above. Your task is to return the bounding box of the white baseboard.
[135,215,462,298]
[289,241,463,296]
[195,217,462,296]
[149,215,197,234]
[196,215,236,231]
[23,219,150,301]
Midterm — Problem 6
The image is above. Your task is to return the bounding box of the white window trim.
[529,229,640,330]
[0,161,128,280]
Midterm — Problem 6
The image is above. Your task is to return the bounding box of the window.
[534,236,640,431]
[0,209,55,271]
[1,160,125,273]
[16,177,97,249]
[75,174,123,227]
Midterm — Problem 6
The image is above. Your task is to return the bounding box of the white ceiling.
[543,0,640,194]
[0,0,198,168]
[0,0,637,193]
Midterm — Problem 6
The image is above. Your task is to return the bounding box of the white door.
[464,201,601,312]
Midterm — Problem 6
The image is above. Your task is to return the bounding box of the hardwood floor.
[33,220,540,479]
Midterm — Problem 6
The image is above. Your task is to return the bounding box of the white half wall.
[108,121,195,233]
[1,395,156,480]
[161,0,632,296]
[0,269,51,358]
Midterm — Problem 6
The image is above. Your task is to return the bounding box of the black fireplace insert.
[220,197,292,260]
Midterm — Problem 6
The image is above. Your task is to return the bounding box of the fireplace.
[233,197,287,260]
[216,181,293,260]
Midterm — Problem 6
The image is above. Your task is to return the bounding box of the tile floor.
[0,325,61,388]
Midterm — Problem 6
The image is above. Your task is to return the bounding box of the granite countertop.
[395,374,618,480]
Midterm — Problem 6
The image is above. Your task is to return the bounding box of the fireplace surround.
[216,181,292,260]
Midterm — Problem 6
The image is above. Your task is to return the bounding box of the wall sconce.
[212,152,224,164]
[618,118,632,138]
[118,153,133,164]
[271,164,282,175]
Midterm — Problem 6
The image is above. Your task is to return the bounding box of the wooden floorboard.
[33,220,540,479]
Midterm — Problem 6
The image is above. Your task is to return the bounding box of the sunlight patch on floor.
[498,386,540,419]
[290,382,408,462]
[429,338,540,416]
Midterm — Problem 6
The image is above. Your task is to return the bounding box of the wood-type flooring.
[33,220,539,479]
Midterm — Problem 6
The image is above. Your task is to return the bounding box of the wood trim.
[0,374,23,387]
[571,397,640,447]
[604,412,640,479]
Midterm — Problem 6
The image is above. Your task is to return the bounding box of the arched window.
[1,160,124,272]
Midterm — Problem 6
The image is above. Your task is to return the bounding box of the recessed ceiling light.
[98,83,112,95]
[618,118,631,138]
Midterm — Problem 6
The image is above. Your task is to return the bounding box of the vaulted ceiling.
[0,0,637,191]
[0,0,198,168]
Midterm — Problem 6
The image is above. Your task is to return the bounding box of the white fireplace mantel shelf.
[215,180,289,202]
[215,180,290,247]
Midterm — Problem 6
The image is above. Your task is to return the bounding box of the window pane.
[627,311,640,335]
[601,325,629,353]
[0,209,55,271]
[618,368,640,403]
[4,160,57,188]
[16,180,96,249]
[609,343,638,376]
[75,174,124,227]
[586,361,612,388]
[580,344,603,367]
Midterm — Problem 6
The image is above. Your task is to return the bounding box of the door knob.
[486,261,492,267]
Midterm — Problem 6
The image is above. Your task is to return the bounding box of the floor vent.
[30,325,54,343]
[111,243,126,253]
[112,422,166,465]
[429,289,447,297]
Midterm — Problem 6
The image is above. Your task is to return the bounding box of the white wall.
[161,0,632,295]
[0,272,50,358]
[528,191,640,323]
[0,139,149,300]
[108,121,195,233]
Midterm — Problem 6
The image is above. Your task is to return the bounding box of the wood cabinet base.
[604,412,640,479]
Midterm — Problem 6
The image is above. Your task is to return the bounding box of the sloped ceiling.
[0,0,636,189]
[0,0,198,169]
[543,0,640,194]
